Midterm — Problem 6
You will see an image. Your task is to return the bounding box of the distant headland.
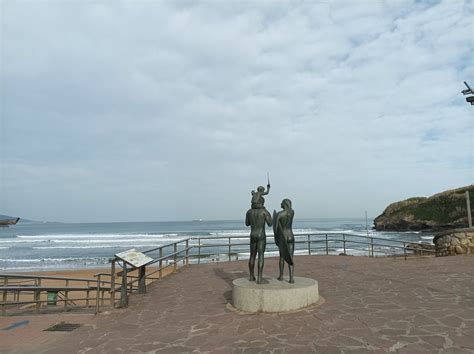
[374,185,474,231]
[0,215,20,227]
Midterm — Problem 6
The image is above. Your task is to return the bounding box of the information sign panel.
[115,249,153,268]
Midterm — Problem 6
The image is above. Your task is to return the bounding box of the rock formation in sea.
[374,185,474,231]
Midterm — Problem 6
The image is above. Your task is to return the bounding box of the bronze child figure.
[251,184,270,209]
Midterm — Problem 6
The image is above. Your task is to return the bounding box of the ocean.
[0,218,434,271]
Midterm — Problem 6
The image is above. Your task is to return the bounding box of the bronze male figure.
[246,183,272,284]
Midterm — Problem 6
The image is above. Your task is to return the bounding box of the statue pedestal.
[232,276,319,313]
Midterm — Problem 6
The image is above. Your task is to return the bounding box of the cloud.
[1,0,473,222]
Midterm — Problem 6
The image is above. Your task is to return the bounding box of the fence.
[187,233,435,263]
[0,274,111,316]
[0,233,434,315]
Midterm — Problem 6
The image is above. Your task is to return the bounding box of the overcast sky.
[1,0,473,223]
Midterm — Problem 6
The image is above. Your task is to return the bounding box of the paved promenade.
[1,255,474,353]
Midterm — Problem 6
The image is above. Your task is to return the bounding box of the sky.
[0,0,473,223]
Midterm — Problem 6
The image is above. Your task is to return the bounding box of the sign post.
[115,249,153,307]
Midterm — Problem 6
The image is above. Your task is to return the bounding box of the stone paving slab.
[2,255,474,353]
[0,313,95,353]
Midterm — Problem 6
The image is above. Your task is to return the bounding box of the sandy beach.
[2,265,176,313]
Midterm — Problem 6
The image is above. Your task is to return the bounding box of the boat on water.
[0,217,20,227]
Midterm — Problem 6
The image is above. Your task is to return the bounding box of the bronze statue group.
[245,183,295,284]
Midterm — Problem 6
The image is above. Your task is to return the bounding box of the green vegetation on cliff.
[374,185,474,231]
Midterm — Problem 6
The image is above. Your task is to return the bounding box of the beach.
[2,265,175,313]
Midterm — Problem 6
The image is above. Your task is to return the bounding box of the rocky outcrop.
[0,217,20,227]
[433,228,474,256]
[374,185,474,231]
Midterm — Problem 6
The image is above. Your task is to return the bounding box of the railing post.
[198,238,201,264]
[228,237,231,262]
[64,279,69,308]
[2,277,7,316]
[95,275,100,314]
[403,242,407,261]
[159,248,163,279]
[185,239,189,266]
[370,237,374,257]
[111,259,116,308]
[86,281,90,308]
[101,281,105,306]
[36,279,41,312]
[173,243,177,271]
[343,234,346,254]
[307,235,311,255]
[120,263,128,308]
[325,234,329,255]
[138,266,146,294]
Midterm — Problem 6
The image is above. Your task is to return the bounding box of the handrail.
[147,247,192,265]
[1,232,434,316]
[0,274,97,282]
[142,239,190,254]
[0,286,111,292]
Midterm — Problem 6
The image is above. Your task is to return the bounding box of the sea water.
[0,218,434,271]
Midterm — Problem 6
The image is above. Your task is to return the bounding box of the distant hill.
[0,214,17,220]
[374,185,474,231]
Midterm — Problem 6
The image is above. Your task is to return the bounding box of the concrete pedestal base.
[232,276,319,313]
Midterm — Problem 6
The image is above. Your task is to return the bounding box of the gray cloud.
[1,0,473,222]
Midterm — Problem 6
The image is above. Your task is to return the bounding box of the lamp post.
[462,81,474,105]
[461,82,473,227]
[466,191,473,228]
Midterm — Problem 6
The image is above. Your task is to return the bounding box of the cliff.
[374,185,474,231]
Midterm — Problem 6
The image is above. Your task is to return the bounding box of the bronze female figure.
[273,199,295,283]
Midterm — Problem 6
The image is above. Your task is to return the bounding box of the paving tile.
[1,255,473,353]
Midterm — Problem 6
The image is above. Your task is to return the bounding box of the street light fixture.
[462,81,474,105]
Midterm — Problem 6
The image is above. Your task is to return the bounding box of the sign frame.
[115,248,153,268]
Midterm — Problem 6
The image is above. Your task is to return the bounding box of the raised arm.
[261,184,270,196]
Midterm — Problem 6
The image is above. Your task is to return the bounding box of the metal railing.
[0,233,434,315]
[186,233,435,264]
[0,274,111,316]
[109,233,434,308]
